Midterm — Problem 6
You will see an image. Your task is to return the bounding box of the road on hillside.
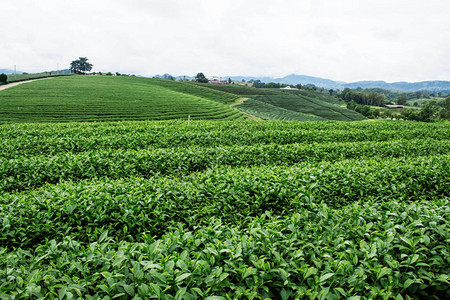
[0,77,53,91]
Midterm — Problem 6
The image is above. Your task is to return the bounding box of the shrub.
[0,73,7,83]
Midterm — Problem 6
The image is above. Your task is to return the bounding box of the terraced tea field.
[194,82,365,121]
[0,76,244,123]
[0,75,364,123]
[0,120,448,299]
[238,94,365,121]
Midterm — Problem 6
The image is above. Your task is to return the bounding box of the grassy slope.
[0,76,245,123]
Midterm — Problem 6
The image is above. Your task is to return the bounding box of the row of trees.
[400,100,449,122]
[348,87,447,101]
[249,80,324,91]
[70,58,132,77]
[339,88,386,106]
[347,98,450,122]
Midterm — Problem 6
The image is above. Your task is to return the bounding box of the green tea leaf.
[175,273,191,283]
[319,273,334,283]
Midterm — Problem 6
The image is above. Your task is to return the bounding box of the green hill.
[237,93,365,121]
[0,76,365,123]
[235,98,325,121]
[192,83,365,121]
[0,76,245,123]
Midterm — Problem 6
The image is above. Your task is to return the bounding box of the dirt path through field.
[230,97,249,107]
[229,97,260,121]
[0,77,53,91]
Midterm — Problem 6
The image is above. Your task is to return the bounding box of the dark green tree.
[401,101,440,122]
[252,80,264,88]
[397,95,408,105]
[441,96,450,120]
[418,101,439,122]
[70,57,93,74]
[0,73,7,84]
[195,73,208,83]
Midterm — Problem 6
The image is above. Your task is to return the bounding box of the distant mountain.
[0,68,71,75]
[343,80,450,92]
[273,74,342,88]
[175,75,194,81]
[47,69,72,75]
[0,69,22,74]
[230,76,275,83]
[227,74,450,93]
[229,74,343,89]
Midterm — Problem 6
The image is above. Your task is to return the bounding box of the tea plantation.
[0,75,364,123]
[0,120,449,299]
[0,76,244,123]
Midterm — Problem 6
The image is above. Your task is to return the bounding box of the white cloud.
[1,0,449,82]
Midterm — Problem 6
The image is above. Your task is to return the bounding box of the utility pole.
[14,65,16,81]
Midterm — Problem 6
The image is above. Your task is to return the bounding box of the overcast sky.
[1,0,449,82]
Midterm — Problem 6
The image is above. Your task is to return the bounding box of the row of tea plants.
[0,120,448,299]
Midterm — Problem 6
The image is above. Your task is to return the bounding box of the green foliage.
[347,101,381,118]
[406,97,446,107]
[1,197,449,299]
[195,72,208,83]
[2,138,448,193]
[441,96,450,120]
[1,119,448,158]
[1,154,448,248]
[70,57,93,74]
[0,120,449,298]
[401,101,441,122]
[0,73,7,83]
[398,95,408,105]
[339,89,386,106]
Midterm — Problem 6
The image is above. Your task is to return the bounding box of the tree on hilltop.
[70,57,93,74]
[195,73,208,83]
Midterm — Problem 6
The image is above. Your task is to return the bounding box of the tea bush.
[0,120,449,299]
